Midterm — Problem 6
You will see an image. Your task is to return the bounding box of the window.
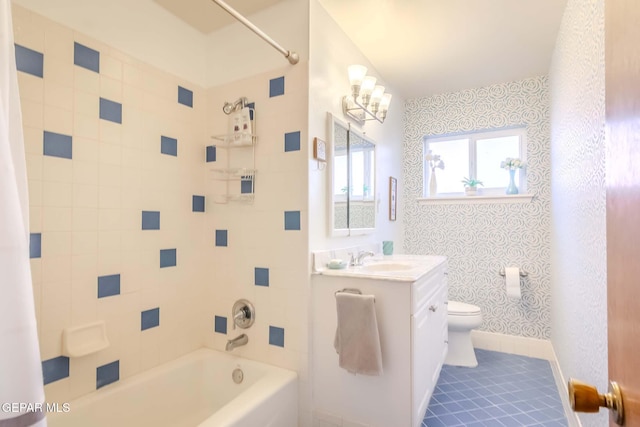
[424,128,527,197]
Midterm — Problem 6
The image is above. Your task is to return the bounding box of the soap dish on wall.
[62,321,110,357]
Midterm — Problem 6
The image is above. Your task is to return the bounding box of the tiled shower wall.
[14,5,208,401]
[13,5,312,417]
[202,64,311,419]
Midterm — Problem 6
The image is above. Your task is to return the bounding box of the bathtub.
[48,349,298,427]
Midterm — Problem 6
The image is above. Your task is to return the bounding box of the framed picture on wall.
[389,177,397,221]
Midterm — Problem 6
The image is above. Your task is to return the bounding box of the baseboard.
[549,346,583,427]
[470,330,554,360]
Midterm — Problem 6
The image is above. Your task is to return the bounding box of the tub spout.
[226,334,248,351]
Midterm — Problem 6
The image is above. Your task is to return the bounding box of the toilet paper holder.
[499,268,528,277]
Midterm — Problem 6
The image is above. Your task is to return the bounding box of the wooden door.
[606,0,640,425]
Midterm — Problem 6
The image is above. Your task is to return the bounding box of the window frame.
[423,127,527,197]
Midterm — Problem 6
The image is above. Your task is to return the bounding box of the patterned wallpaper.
[403,77,551,339]
[549,1,607,426]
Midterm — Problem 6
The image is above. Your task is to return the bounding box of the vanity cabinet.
[311,256,448,427]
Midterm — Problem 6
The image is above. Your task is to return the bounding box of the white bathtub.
[48,349,298,427]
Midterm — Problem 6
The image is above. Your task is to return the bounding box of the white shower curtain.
[0,1,47,426]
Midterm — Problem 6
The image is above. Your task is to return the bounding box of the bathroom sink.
[360,262,414,272]
[316,254,447,281]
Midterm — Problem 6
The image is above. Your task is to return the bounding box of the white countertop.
[315,254,447,282]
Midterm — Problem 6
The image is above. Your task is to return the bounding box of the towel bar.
[335,288,375,302]
[335,288,362,296]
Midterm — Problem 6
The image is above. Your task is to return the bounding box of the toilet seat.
[448,300,481,316]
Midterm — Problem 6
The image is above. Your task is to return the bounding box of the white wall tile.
[23,126,43,155]
[71,231,98,256]
[44,82,73,111]
[74,67,100,94]
[43,156,72,183]
[41,231,71,257]
[21,99,43,128]
[42,181,72,207]
[43,19,73,62]
[43,105,73,135]
[100,76,122,102]
[72,184,98,208]
[101,56,123,81]
[74,113,99,139]
[99,120,123,145]
[17,73,44,103]
[72,162,98,190]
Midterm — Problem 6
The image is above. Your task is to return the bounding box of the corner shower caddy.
[210,103,257,204]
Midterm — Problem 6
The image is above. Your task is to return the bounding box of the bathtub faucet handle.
[232,299,255,330]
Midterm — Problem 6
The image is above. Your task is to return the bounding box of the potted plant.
[461,177,483,196]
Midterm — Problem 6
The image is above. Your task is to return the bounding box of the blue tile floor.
[423,350,568,426]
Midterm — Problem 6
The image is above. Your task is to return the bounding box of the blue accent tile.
[42,356,69,385]
[141,307,160,331]
[96,360,119,389]
[74,42,100,73]
[269,76,285,97]
[284,131,301,152]
[15,44,43,78]
[215,230,227,247]
[160,249,177,268]
[178,86,193,107]
[284,211,301,231]
[99,98,122,124]
[206,145,216,162]
[161,135,178,156]
[97,274,120,298]
[43,131,72,159]
[30,233,41,258]
[255,267,269,287]
[269,326,284,347]
[192,195,205,212]
[214,316,227,334]
[141,211,160,230]
[240,176,253,194]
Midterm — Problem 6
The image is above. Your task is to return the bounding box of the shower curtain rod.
[210,0,299,65]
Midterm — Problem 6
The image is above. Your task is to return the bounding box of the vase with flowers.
[500,157,526,194]
[425,150,444,196]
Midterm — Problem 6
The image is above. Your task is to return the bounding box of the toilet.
[445,300,482,367]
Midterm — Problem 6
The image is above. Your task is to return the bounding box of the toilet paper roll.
[505,267,521,299]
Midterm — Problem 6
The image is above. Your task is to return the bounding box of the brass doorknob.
[568,378,624,425]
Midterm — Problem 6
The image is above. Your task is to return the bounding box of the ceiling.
[155,0,568,99]
[319,0,567,98]
[153,0,284,34]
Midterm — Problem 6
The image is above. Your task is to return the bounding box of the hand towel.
[334,292,383,376]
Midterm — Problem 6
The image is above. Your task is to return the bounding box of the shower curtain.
[0,1,47,426]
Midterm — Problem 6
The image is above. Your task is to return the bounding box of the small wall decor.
[313,137,327,162]
[389,177,397,221]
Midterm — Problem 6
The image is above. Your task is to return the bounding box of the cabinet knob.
[429,305,438,312]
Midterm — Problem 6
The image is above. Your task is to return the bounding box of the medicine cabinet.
[328,113,376,236]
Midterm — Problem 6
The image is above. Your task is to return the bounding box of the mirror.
[328,114,376,236]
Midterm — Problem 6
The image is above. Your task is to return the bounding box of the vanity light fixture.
[343,65,393,124]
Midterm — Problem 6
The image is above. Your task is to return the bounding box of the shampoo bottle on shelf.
[239,108,252,144]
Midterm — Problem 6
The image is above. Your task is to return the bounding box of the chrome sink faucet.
[350,250,375,266]
[226,334,248,351]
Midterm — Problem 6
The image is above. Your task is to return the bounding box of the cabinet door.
[411,298,440,426]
